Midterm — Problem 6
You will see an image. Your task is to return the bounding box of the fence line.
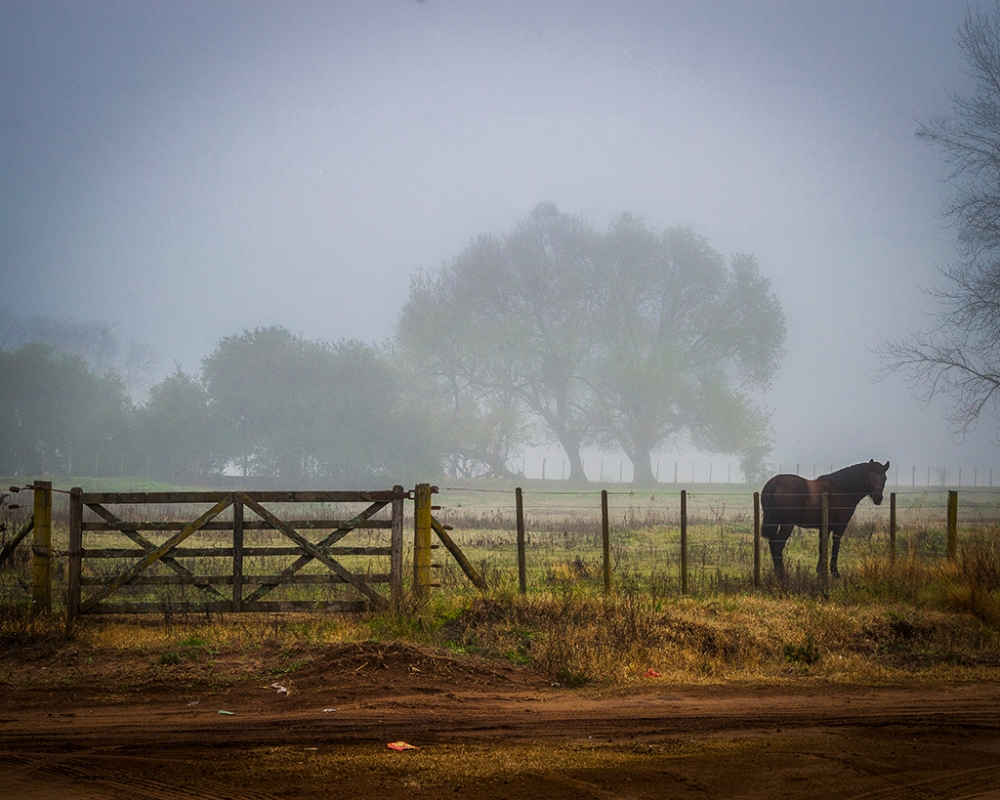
[3,481,997,616]
[433,483,995,597]
[508,458,999,487]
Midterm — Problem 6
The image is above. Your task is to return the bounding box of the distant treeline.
[0,328,431,485]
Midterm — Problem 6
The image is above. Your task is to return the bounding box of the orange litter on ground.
[387,741,419,751]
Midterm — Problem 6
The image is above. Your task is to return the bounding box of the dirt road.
[3,642,1000,799]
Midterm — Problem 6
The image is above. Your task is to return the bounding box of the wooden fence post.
[391,485,404,607]
[32,480,52,615]
[601,489,611,594]
[414,483,433,602]
[232,493,244,613]
[68,487,82,626]
[516,487,526,595]
[680,489,688,594]
[753,491,761,588]
[819,492,829,586]
[947,490,958,562]
[889,492,896,566]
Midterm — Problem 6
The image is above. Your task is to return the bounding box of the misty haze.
[2,1,998,485]
[9,8,1000,799]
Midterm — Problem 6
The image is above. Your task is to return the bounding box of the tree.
[0,343,133,475]
[201,326,432,484]
[590,217,784,484]
[0,310,159,398]
[316,338,435,484]
[398,203,599,480]
[397,269,527,479]
[880,4,1000,434]
[202,327,316,480]
[136,368,225,481]
[396,273,524,478]
[397,206,785,484]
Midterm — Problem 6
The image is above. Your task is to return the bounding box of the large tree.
[397,268,527,479]
[590,217,784,484]
[398,206,785,483]
[881,4,1000,434]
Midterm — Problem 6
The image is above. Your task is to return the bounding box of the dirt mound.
[282,641,541,699]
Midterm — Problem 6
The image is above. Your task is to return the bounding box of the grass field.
[3,477,1000,688]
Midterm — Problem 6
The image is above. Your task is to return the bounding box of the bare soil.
[3,640,1000,799]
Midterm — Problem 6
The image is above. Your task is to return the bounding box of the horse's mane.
[818,462,871,492]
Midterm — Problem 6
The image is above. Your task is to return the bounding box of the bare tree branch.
[882,2,1000,439]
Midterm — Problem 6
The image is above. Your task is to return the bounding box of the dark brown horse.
[761,459,889,577]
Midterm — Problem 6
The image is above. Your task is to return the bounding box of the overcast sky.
[2,0,995,480]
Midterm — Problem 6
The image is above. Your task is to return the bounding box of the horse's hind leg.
[767,524,794,577]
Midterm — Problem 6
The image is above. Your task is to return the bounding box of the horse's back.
[761,473,819,530]
[761,474,811,508]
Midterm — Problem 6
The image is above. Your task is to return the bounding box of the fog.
[1,1,994,480]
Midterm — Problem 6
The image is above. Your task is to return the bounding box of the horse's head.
[867,459,890,504]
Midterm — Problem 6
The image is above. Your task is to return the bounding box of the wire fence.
[432,483,1000,595]
[510,457,1000,488]
[3,482,999,610]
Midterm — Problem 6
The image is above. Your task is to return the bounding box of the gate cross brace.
[84,502,228,603]
[238,493,387,608]
[241,496,390,605]
[0,517,33,568]
[80,495,234,613]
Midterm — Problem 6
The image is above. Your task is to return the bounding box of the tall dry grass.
[3,496,1000,687]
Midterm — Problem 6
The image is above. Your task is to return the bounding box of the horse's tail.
[759,478,779,540]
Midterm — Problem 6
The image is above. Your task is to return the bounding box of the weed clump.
[783,634,820,667]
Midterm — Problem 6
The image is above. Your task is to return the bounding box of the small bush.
[783,634,821,666]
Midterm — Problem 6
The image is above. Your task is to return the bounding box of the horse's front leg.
[828,527,846,578]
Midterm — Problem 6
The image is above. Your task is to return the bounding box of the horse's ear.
[882,460,890,472]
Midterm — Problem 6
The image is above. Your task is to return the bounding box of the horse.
[760,459,889,577]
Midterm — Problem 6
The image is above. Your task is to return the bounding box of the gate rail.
[68,487,409,621]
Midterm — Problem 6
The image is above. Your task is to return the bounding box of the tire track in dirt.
[4,689,999,752]
[843,763,1000,800]
[1,751,278,800]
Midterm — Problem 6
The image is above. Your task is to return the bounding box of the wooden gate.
[67,487,407,620]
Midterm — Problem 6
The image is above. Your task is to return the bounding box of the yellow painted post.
[32,480,52,615]
[947,490,958,562]
[414,483,433,602]
[516,487,526,594]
